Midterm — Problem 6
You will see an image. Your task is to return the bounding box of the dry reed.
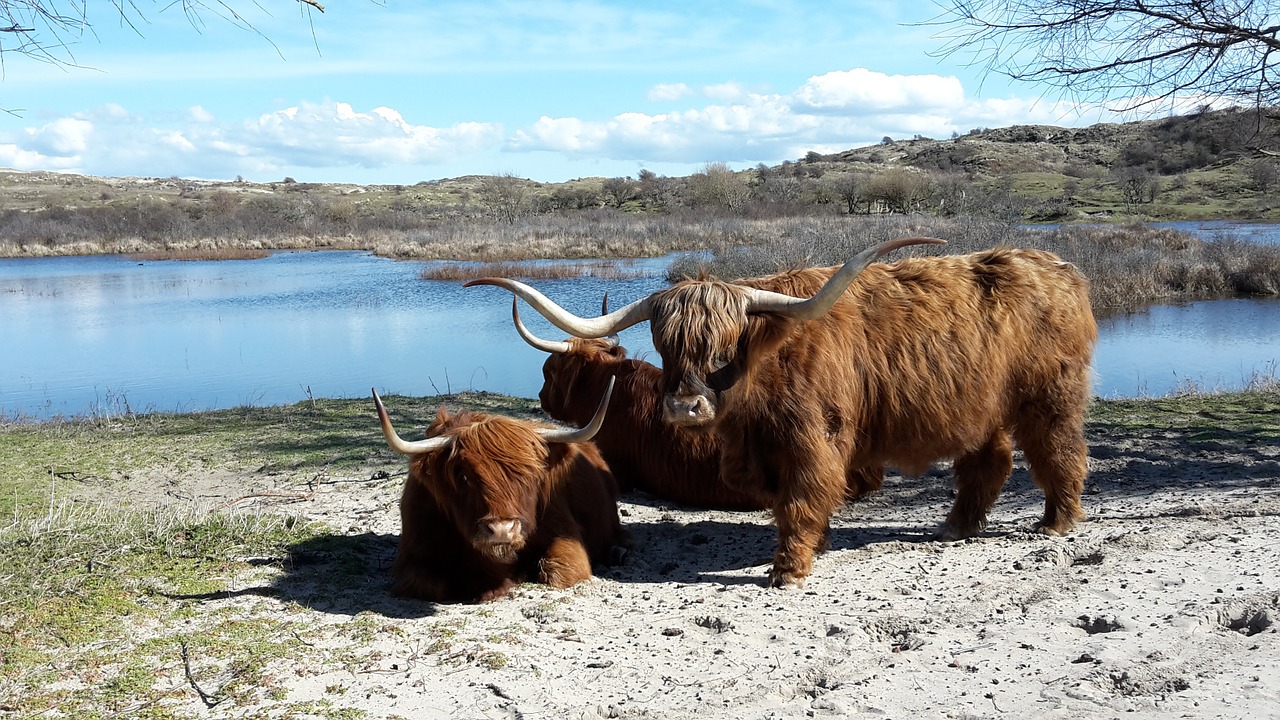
[129,248,272,261]
[420,260,647,282]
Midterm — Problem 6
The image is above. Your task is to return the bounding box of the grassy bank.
[1,388,1276,717]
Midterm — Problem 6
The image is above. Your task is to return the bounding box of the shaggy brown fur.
[645,247,1097,587]
[391,407,631,603]
[536,338,884,509]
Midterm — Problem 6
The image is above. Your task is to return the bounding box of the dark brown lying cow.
[512,299,883,509]
[467,239,1098,589]
[373,379,631,602]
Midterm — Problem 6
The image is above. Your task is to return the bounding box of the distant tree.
[479,172,533,223]
[932,172,979,216]
[1121,140,1159,170]
[933,0,1280,112]
[755,173,802,206]
[687,162,752,210]
[0,1,327,81]
[825,172,873,214]
[541,185,600,212]
[865,168,933,213]
[1062,177,1081,201]
[1112,166,1159,210]
[1246,157,1280,192]
[635,169,676,209]
[601,177,639,208]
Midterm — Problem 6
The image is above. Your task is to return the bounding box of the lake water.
[1028,219,1280,245]
[2,248,1278,419]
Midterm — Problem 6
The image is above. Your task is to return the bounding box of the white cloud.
[244,101,505,168]
[0,144,82,171]
[507,67,1124,168]
[189,106,216,123]
[793,68,965,113]
[648,83,692,102]
[0,70,1135,183]
[24,118,94,156]
[73,104,132,123]
[0,100,509,181]
[703,82,746,101]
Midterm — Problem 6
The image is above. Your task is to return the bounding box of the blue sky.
[0,0,1127,185]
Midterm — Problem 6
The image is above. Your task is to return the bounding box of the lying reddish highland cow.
[373,379,631,602]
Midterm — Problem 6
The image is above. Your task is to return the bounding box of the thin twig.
[179,641,223,708]
[212,491,315,511]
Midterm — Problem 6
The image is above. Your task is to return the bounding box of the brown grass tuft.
[420,260,647,282]
[130,248,272,261]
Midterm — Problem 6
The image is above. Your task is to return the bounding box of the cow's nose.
[663,394,714,425]
[482,519,521,544]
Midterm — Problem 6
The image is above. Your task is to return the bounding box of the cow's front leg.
[768,447,846,589]
[538,536,593,589]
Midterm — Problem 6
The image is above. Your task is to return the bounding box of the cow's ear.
[744,312,795,358]
[435,406,450,424]
[544,440,571,469]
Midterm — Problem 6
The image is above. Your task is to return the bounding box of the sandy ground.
[95,409,1280,720]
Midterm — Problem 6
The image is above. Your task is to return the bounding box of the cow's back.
[735,247,1096,473]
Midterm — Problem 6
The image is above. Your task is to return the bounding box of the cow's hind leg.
[940,431,1014,540]
[845,465,884,502]
[1014,403,1088,536]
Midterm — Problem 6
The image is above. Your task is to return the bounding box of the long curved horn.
[372,388,451,455]
[536,376,615,444]
[744,236,947,319]
[512,298,572,354]
[601,293,620,348]
[464,278,651,338]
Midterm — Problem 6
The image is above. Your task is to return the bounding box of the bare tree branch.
[0,0,327,73]
[928,0,1280,111]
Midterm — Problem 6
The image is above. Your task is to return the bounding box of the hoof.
[767,569,807,590]
[935,519,987,542]
[608,544,629,565]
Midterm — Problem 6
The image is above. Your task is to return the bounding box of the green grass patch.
[0,391,542,516]
[1088,389,1280,450]
[0,505,324,717]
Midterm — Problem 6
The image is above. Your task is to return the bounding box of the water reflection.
[0,251,672,419]
[1,250,1277,418]
[1094,298,1280,396]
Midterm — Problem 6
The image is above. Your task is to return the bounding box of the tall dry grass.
[667,216,1280,317]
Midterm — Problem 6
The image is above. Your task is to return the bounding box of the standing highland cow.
[374,379,630,602]
[511,298,883,509]
[466,238,1098,588]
